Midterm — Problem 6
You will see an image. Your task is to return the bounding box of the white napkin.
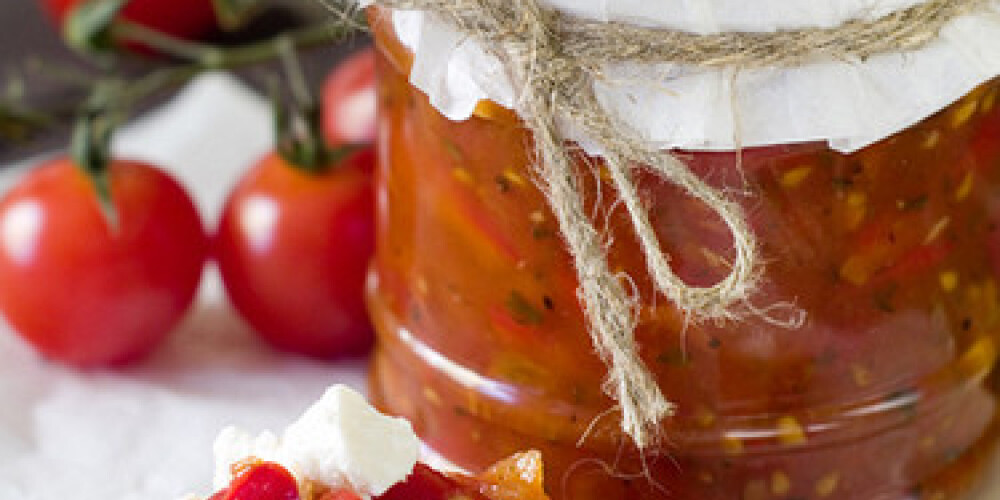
[0,73,367,500]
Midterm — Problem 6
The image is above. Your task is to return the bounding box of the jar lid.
[371,0,1000,152]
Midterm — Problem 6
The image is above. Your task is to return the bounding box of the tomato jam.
[367,9,1000,499]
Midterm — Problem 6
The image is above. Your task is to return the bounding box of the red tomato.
[221,462,300,500]
[0,158,207,367]
[322,48,377,145]
[41,0,217,42]
[215,148,376,359]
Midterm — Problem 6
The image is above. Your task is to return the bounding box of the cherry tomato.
[215,148,376,359]
[41,0,218,43]
[0,157,207,367]
[322,47,377,146]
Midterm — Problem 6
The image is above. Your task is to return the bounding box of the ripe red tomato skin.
[215,149,376,359]
[322,47,377,146]
[0,158,207,367]
[41,0,217,42]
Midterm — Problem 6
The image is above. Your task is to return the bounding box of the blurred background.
[0,4,377,498]
[0,0,365,164]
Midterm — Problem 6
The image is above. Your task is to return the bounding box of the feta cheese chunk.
[283,386,419,496]
[211,385,419,497]
[212,428,283,490]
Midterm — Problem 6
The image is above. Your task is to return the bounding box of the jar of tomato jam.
[366,3,1000,499]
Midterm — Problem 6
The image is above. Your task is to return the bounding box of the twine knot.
[372,0,988,448]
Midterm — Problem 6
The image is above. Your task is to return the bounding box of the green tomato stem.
[110,18,364,70]
[274,36,334,172]
[102,17,365,114]
[60,1,366,219]
[70,105,120,233]
[277,37,316,112]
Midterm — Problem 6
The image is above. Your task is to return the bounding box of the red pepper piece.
[968,105,1000,168]
[436,189,522,263]
[876,241,954,284]
[376,464,489,500]
[488,305,542,342]
[221,462,300,500]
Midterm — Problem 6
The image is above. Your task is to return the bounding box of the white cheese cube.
[282,385,419,497]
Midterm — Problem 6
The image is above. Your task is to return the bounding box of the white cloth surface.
[369,0,1000,152]
[0,73,367,500]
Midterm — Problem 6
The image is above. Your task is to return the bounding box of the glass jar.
[367,8,1000,499]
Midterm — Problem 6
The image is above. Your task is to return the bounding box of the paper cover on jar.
[360,0,1000,153]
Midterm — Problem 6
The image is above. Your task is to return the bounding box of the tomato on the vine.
[0,157,207,367]
[322,47,377,146]
[41,0,218,42]
[215,147,376,359]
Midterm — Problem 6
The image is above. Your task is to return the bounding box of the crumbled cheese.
[212,428,284,490]
[283,386,420,496]
[212,385,419,497]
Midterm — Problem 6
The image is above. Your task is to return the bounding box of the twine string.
[372,0,987,448]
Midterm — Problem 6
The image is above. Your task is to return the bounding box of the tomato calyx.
[271,40,361,175]
[62,0,130,59]
[70,96,121,230]
[272,91,340,174]
[211,0,265,32]
[273,39,327,172]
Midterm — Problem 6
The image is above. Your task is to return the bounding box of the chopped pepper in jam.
[367,8,1000,500]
